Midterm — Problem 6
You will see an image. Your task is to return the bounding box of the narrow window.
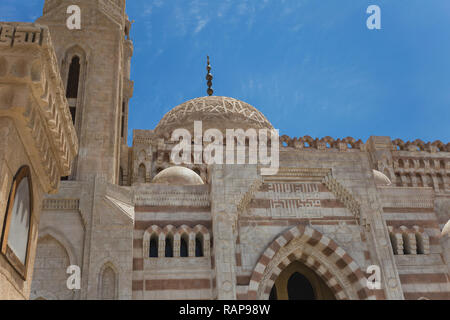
[66,56,80,99]
[165,236,173,258]
[101,266,116,300]
[1,166,33,278]
[180,236,188,258]
[121,102,125,138]
[195,234,203,257]
[149,235,158,258]
[66,56,80,125]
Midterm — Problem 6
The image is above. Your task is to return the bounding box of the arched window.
[398,159,405,168]
[121,101,126,138]
[66,56,80,124]
[165,235,173,258]
[287,272,316,300]
[149,235,158,258]
[180,235,188,258]
[100,266,116,300]
[66,56,80,98]
[195,234,203,257]
[1,166,33,278]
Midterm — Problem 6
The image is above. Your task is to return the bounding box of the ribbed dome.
[154,96,273,137]
[152,166,204,186]
[373,170,392,186]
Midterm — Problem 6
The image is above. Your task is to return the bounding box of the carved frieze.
[0,23,78,193]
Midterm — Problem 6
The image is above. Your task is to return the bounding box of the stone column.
[210,165,238,299]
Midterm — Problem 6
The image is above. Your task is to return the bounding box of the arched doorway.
[269,261,335,300]
[248,225,372,300]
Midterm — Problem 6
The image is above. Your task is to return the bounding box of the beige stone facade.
[3,0,449,300]
[0,22,78,299]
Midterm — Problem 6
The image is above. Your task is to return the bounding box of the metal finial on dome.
[206,56,213,96]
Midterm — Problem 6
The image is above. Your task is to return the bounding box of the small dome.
[154,96,273,138]
[152,166,204,186]
[373,170,392,186]
[442,220,450,237]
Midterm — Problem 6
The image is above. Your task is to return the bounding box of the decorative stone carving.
[0,23,78,193]
[322,172,361,219]
[155,96,274,138]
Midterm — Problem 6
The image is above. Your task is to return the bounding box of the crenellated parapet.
[0,23,78,193]
[280,135,450,154]
[392,139,449,153]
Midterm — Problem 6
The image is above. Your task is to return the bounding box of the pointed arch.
[31,231,74,300]
[98,262,118,300]
[175,225,192,257]
[247,225,373,300]
[37,227,78,266]
[143,225,163,258]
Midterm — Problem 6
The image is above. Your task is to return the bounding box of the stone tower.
[37,0,133,184]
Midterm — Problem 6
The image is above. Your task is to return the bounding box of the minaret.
[206,56,214,96]
[37,0,133,184]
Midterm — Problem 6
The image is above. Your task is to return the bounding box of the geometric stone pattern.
[247,224,373,300]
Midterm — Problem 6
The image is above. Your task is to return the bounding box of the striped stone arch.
[175,224,193,240]
[247,224,374,300]
[162,224,177,236]
[193,224,210,238]
[143,225,163,257]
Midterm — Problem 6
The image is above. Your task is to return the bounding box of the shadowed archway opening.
[269,261,335,300]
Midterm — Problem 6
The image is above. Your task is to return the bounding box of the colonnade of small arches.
[392,158,448,190]
[394,158,447,171]
[143,225,211,258]
[388,226,430,255]
[393,172,447,191]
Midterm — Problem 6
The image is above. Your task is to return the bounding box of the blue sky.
[2,0,449,145]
